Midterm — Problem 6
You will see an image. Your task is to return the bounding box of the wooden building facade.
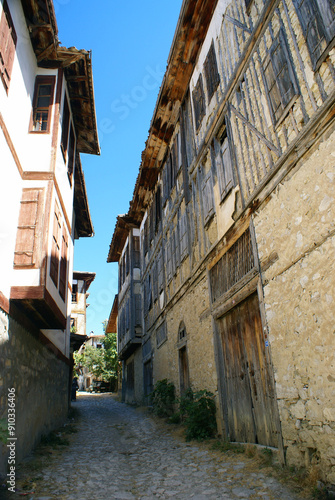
[108,0,335,485]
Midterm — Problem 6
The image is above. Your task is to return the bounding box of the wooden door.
[179,346,190,395]
[217,293,278,447]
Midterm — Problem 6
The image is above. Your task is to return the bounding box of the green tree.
[73,320,119,389]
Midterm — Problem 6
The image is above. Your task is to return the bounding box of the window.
[182,92,196,167]
[70,317,77,331]
[171,226,180,276]
[134,294,142,328]
[209,228,256,303]
[204,42,220,101]
[143,217,149,256]
[263,30,299,124]
[126,298,130,331]
[133,235,140,268]
[29,76,55,133]
[67,125,75,184]
[144,273,152,313]
[50,201,61,286]
[156,321,167,348]
[213,127,235,202]
[179,210,188,262]
[59,226,68,301]
[163,146,178,204]
[61,95,70,159]
[14,189,42,267]
[152,260,158,302]
[165,237,173,283]
[192,74,206,130]
[0,0,16,93]
[293,0,335,69]
[201,172,215,225]
[72,282,78,303]
[155,186,161,232]
[157,249,164,292]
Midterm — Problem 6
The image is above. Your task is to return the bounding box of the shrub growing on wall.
[151,379,176,417]
[180,388,217,441]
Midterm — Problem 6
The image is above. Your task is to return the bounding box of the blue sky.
[56,1,183,336]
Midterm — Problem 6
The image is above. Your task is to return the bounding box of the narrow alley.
[11,394,306,500]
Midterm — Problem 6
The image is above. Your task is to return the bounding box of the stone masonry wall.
[0,311,70,478]
[153,273,220,423]
[254,126,335,484]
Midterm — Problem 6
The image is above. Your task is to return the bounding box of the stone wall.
[0,310,70,478]
[153,274,218,406]
[254,126,335,484]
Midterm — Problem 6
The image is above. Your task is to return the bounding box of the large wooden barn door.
[217,293,277,447]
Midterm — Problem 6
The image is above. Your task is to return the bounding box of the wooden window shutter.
[158,249,164,292]
[14,189,41,267]
[171,229,177,276]
[50,202,61,286]
[180,211,188,261]
[182,93,196,167]
[125,244,130,275]
[173,226,180,273]
[67,125,75,184]
[149,203,154,243]
[165,238,172,282]
[171,136,179,179]
[264,31,298,123]
[148,274,152,310]
[215,134,235,201]
[143,218,149,256]
[135,294,142,327]
[202,173,215,225]
[126,299,130,330]
[162,163,169,205]
[144,274,152,313]
[321,0,335,40]
[29,76,55,133]
[293,0,334,69]
[153,260,158,301]
[133,236,140,268]
[61,95,70,160]
[167,154,173,195]
[204,41,220,101]
[155,186,161,232]
[59,226,68,301]
[192,74,206,130]
[0,0,16,92]
[144,275,148,313]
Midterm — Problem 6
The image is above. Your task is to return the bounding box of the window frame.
[293,0,335,70]
[61,94,70,159]
[71,282,78,303]
[263,30,299,126]
[192,73,206,131]
[29,76,55,134]
[50,201,62,287]
[0,0,17,93]
[201,170,215,226]
[204,41,220,102]
[213,126,235,203]
[14,189,43,268]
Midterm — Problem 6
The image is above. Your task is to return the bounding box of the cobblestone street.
[10,394,306,500]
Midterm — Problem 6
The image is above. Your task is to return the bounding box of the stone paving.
[9,393,307,499]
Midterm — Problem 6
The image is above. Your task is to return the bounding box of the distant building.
[108,0,335,487]
[70,271,95,349]
[0,0,99,476]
